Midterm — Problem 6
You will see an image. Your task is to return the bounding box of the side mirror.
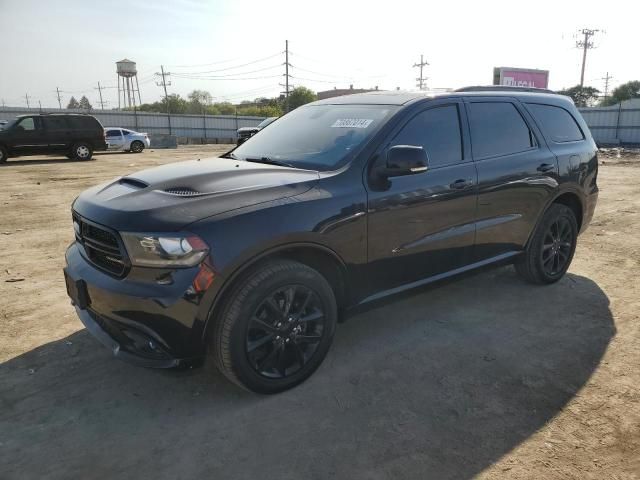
[383,145,428,177]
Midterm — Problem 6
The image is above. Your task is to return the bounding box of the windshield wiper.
[221,150,238,159]
[244,157,296,168]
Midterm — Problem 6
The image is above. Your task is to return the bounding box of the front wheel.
[0,145,7,164]
[130,140,144,153]
[213,260,337,394]
[71,142,93,161]
[516,204,578,284]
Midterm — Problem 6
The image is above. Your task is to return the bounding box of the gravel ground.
[0,147,638,479]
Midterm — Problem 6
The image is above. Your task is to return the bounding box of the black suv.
[0,113,107,163]
[64,89,598,393]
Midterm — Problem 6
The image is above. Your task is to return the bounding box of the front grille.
[73,212,128,277]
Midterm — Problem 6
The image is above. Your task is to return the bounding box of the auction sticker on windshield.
[331,119,373,128]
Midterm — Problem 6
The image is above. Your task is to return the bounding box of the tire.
[0,145,7,164]
[213,260,337,394]
[130,140,144,153]
[71,142,93,161]
[515,204,578,284]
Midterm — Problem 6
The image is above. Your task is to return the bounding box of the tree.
[601,80,640,106]
[78,96,92,111]
[187,90,213,114]
[557,85,600,107]
[67,96,79,109]
[287,87,317,110]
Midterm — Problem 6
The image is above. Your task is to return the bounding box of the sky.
[0,0,638,109]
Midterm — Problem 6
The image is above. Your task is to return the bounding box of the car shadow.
[0,267,614,479]
[0,151,135,166]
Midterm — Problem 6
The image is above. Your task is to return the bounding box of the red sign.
[497,68,549,89]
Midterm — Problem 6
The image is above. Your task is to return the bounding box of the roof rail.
[455,85,555,94]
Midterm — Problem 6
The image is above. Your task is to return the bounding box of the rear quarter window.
[526,103,584,143]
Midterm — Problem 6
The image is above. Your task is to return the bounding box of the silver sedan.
[105,128,150,153]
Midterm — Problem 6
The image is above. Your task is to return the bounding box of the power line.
[156,65,172,134]
[171,64,281,79]
[602,72,613,101]
[171,74,281,81]
[171,52,281,74]
[281,40,292,112]
[95,82,107,110]
[576,28,599,87]
[413,54,429,90]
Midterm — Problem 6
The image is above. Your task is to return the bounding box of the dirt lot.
[1,147,639,479]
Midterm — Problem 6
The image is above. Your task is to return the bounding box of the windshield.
[257,117,277,128]
[232,105,395,171]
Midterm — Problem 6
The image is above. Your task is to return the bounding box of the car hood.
[73,157,320,231]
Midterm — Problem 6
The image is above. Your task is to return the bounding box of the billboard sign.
[493,67,549,89]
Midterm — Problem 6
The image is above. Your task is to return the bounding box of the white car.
[105,128,150,153]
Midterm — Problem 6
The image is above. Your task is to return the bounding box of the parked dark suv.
[0,113,107,163]
[64,89,598,393]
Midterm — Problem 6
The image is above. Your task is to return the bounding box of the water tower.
[116,59,142,110]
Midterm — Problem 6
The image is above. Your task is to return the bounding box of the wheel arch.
[526,189,584,249]
[201,242,349,341]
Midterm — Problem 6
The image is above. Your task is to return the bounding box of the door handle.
[450,179,473,190]
[537,163,555,173]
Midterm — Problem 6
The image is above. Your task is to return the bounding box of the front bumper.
[64,242,208,368]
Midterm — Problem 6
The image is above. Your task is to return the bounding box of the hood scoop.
[119,177,149,189]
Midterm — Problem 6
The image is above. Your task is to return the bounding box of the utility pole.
[602,72,613,102]
[95,82,106,110]
[280,40,293,112]
[576,28,599,87]
[25,93,31,109]
[38,100,42,112]
[413,54,429,90]
[156,65,172,134]
[56,88,63,109]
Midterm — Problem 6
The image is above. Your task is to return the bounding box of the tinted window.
[233,104,396,171]
[106,129,122,137]
[122,129,133,135]
[16,117,36,131]
[43,116,68,130]
[391,105,462,167]
[67,116,100,130]
[468,102,535,158]
[526,103,584,143]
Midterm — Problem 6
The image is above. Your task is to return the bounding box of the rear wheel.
[213,260,337,394]
[0,145,7,164]
[130,140,144,153]
[516,204,578,284]
[71,142,93,161]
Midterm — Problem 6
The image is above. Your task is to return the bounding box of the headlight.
[121,232,209,267]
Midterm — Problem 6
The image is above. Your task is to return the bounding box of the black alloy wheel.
[213,260,337,394]
[246,285,325,379]
[541,216,573,276]
[515,204,578,284]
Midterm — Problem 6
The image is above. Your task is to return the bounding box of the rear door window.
[526,103,584,143]
[391,105,463,168]
[467,102,536,159]
[43,116,69,130]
